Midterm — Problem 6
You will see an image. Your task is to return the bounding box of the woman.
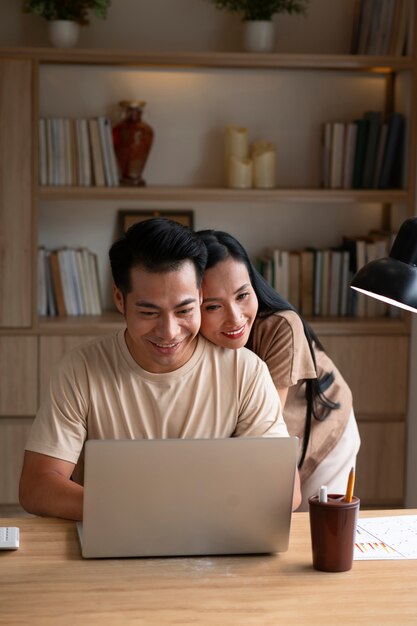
[197,229,360,511]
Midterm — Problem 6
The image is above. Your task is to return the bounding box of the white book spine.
[97,116,113,186]
[79,119,92,186]
[57,249,74,315]
[38,119,48,186]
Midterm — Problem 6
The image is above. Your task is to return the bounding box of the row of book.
[38,246,102,317]
[321,111,404,190]
[38,117,120,187]
[256,229,399,319]
[351,0,411,56]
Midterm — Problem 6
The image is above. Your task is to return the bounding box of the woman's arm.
[277,387,289,410]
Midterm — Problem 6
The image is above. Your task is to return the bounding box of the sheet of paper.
[354,515,417,560]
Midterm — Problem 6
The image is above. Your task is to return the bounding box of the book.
[357,0,375,54]
[312,249,323,316]
[329,122,345,189]
[352,118,369,188]
[342,236,367,317]
[362,111,382,188]
[271,249,289,300]
[49,250,67,316]
[37,247,47,316]
[56,118,66,186]
[328,249,342,317]
[103,117,120,186]
[378,112,405,188]
[366,0,384,55]
[338,249,350,317]
[378,0,396,55]
[342,122,358,189]
[63,118,73,186]
[80,248,96,314]
[45,118,54,185]
[88,118,105,187]
[354,238,367,317]
[89,251,102,315]
[78,118,92,186]
[320,249,330,317]
[97,116,117,187]
[373,122,388,188]
[57,248,77,315]
[389,0,409,56]
[321,122,332,188]
[288,252,300,310]
[75,249,92,314]
[364,239,379,317]
[300,250,314,317]
[68,119,78,186]
[67,248,84,314]
[38,119,48,186]
[97,115,113,187]
[350,0,364,54]
[49,118,60,185]
[44,250,57,317]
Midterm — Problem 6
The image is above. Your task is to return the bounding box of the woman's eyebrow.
[202,283,251,303]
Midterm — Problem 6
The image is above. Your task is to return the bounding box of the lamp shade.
[350,217,417,313]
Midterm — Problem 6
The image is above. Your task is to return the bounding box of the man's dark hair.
[109,217,207,296]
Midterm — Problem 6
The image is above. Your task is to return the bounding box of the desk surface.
[1,510,417,625]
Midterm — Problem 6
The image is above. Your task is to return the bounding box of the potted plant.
[22,0,112,48]
[208,0,309,52]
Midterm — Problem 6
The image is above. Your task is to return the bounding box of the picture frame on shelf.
[119,209,194,234]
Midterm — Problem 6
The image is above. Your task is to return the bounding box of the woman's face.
[200,257,258,349]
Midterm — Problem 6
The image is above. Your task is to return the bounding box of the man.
[20,218,301,520]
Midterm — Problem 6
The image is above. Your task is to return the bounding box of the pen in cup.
[319,485,328,503]
[344,467,355,503]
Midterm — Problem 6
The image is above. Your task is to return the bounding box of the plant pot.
[243,20,275,53]
[48,20,80,48]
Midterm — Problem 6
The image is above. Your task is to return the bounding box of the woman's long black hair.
[197,229,340,469]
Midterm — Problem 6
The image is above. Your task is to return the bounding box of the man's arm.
[19,451,83,521]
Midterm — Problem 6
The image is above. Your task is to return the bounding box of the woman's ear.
[112,283,125,315]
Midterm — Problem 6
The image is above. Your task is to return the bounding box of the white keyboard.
[0,527,19,550]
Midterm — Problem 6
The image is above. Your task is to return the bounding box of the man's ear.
[112,283,125,315]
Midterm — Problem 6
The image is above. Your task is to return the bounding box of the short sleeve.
[233,357,289,438]
[25,350,89,463]
[249,311,317,389]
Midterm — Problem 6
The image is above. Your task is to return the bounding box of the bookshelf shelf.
[39,186,409,204]
[0,47,413,72]
[37,311,124,334]
[32,313,408,336]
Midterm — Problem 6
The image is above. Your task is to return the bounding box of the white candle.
[252,142,277,189]
[225,125,249,161]
[227,156,253,189]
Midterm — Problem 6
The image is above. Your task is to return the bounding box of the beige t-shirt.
[26,331,288,482]
[247,311,353,481]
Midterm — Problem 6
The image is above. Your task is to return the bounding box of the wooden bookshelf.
[1,2,416,509]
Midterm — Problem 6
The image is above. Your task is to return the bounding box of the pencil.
[344,466,355,503]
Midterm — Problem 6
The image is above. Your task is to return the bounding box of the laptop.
[76,436,298,558]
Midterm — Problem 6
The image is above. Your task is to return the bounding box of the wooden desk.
[1,511,417,625]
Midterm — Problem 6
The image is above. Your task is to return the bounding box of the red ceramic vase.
[112,100,154,186]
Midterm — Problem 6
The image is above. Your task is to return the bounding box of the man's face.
[113,261,202,373]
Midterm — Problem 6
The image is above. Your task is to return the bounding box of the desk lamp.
[350,217,417,313]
